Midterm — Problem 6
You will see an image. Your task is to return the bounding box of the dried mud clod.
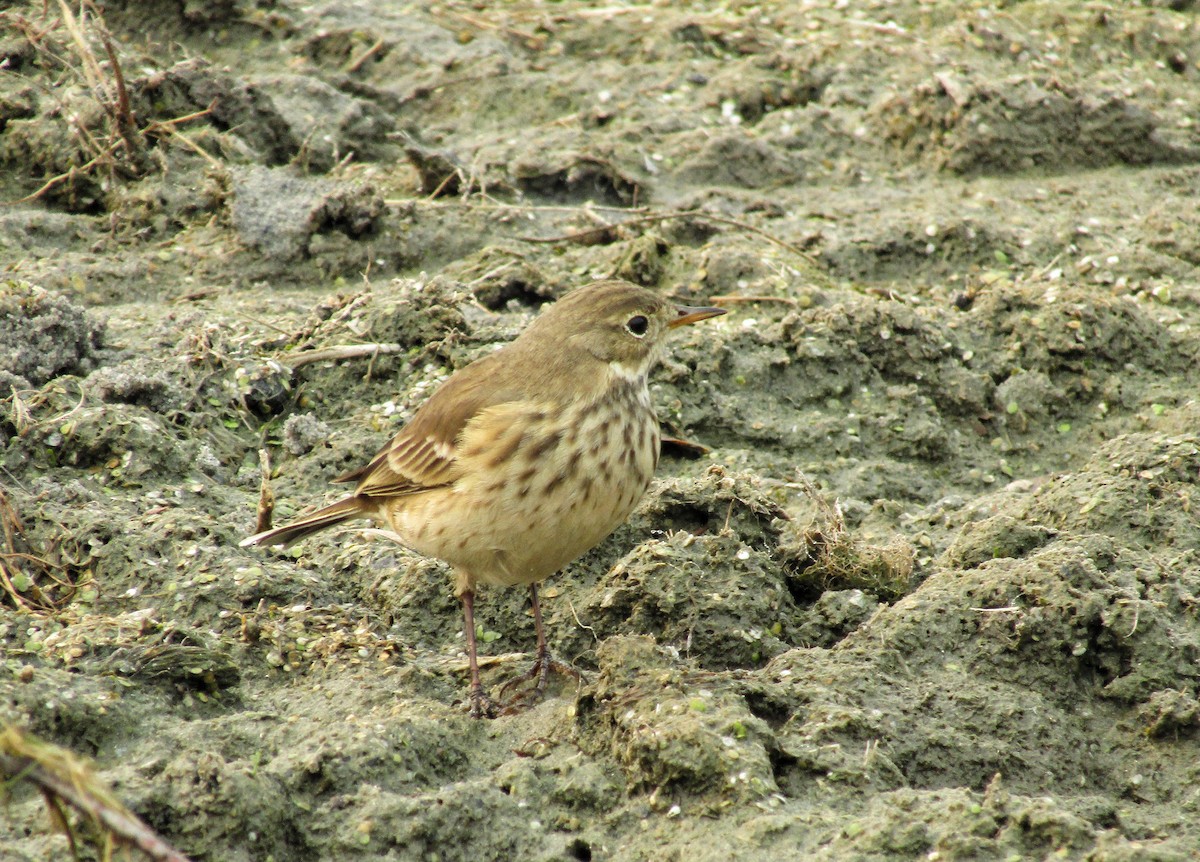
[404,143,470,198]
[571,531,794,671]
[0,281,104,392]
[441,246,558,312]
[510,151,644,207]
[575,635,778,801]
[94,621,240,695]
[1138,689,1200,740]
[551,467,800,669]
[874,72,1196,175]
[234,600,409,676]
[285,276,469,366]
[228,166,385,263]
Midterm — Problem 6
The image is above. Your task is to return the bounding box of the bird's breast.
[390,378,660,588]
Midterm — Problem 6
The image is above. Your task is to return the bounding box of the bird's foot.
[467,683,497,719]
[497,651,580,713]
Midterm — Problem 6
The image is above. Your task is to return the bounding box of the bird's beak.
[669,304,727,328]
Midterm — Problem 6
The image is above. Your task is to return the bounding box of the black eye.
[626,315,649,336]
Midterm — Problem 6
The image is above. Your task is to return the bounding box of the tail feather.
[240,496,368,549]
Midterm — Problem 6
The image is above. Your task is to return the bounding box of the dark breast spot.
[565,447,583,479]
[543,468,568,495]
[525,429,564,460]
[578,396,604,421]
[487,428,524,468]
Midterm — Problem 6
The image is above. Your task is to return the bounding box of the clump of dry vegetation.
[781,481,915,602]
[0,489,91,614]
[1,1,215,209]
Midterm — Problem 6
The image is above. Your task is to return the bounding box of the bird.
[241,280,726,717]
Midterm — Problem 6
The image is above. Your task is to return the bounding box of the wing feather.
[333,302,608,501]
[339,352,518,499]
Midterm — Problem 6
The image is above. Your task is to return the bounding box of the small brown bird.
[241,280,725,716]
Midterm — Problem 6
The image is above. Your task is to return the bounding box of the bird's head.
[520,281,726,379]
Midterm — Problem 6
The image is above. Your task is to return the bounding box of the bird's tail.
[240,496,368,549]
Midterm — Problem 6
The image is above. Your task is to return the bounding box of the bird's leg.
[460,590,495,719]
[497,582,579,710]
[529,581,578,692]
[530,581,551,690]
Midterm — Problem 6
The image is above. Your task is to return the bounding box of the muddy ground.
[3,1,1200,859]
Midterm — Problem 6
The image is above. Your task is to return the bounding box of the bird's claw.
[468,684,497,719]
[496,652,580,713]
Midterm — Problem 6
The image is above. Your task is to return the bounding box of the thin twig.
[383,199,652,216]
[343,37,386,74]
[0,560,38,612]
[57,1,105,95]
[143,101,221,167]
[424,169,462,201]
[566,597,598,642]
[516,207,819,265]
[142,104,216,132]
[94,18,148,172]
[443,9,544,47]
[151,127,222,168]
[709,294,800,306]
[3,139,123,205]
[0,489,75,613]
[385,197,819,266]
[284,343,404,369]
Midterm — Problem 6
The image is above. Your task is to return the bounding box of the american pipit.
[241,280,725,716]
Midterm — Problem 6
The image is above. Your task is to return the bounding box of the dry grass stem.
[254,448,275,534]
[284,343,404,369]
[709,295,801,306]
[0,725,193,862]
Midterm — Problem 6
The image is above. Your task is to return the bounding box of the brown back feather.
[332,281,657,501]
[337,352,522,499]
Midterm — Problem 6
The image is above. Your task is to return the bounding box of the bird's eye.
[625,315,649,337]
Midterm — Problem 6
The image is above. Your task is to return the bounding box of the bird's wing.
[334,353,516,499]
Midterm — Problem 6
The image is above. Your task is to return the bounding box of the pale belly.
[385,387,660,593]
